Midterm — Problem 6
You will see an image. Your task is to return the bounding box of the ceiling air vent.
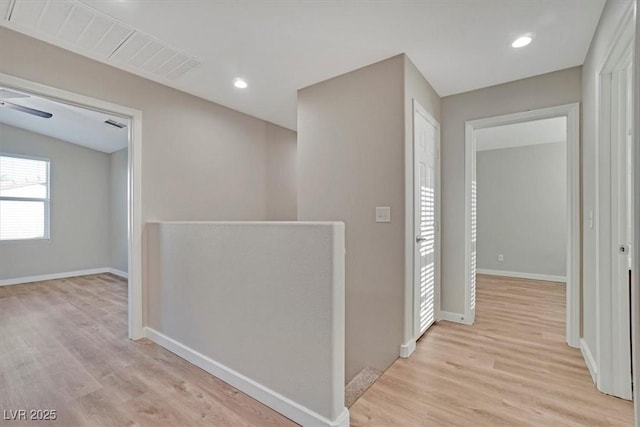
[8,0,134,58]
[109,31,202,81]
[6,0,202,81]
[104,118,127,129]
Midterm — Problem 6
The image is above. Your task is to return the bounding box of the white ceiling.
[0,0,605,130]
[476,116,567,151]
[0,87,129,153]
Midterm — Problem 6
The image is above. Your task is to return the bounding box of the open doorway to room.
[473,115,570,357]
[464,104,580,346]
[0,85,132,332]
[0,78,144,422]
[464,99,634,408]
[0,74,143,342]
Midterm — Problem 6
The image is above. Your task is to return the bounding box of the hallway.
[350,274,634,426]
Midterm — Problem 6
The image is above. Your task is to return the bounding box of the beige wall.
[477,142,567,277]
[298,54,440,380]
[440,67,582,314]
[0,27,296,227]
[266,123,297,220]
[0,124,110,279]
[110,148,128,273]
[581,0,634,356]
[404,56,441,124]
[109,123,297,273]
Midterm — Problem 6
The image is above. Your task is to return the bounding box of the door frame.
[595,5,635,399]
[401,99,441,358]
[464,102,581,346]
[632,0,640,420]
[0,73,145,340]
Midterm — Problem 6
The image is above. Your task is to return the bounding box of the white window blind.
[0,155,50,241]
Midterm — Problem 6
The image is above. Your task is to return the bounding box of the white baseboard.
[144,327,349,427]
[0,267,113,287]
[400,339,416,358]
[438,311,470,324]
[580,338,598,385]
[108,268,129,279]
[476,268,566,283]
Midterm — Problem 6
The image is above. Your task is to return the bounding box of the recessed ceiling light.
[512,35,532,48]
[234,78,248,89]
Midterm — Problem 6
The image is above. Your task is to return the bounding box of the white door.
[413,101,439,339]
[610,58,633,399]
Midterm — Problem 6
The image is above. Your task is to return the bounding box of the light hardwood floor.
[350,274,634,426]
[3,274,633,426]
[0,274,296,427]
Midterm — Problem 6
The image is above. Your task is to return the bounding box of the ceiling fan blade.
[0,89,30,99]
[0,101,53,119]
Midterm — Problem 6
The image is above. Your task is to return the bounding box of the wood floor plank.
[350,274,635,426]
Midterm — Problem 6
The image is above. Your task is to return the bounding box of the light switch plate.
[376,207,391,223]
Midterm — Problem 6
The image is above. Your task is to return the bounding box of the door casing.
[0,73,145,340]
[463,103,581,344]
[596,5,635,399]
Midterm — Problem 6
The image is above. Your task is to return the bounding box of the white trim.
[595,4,635,400]
[476,139,567,152]
[0,267,111,286]
[108,268,129,279]
[403,95,414,349]
[0,73,144,341]
[476,269,566,283]
[437,311,470,325]
[465,102,581,348]
[566,103,581,350]
[144,327,349,427]
[580,338,599,385]
[400,339,416,358]
[128,99,143,340]
[632,0,640,422]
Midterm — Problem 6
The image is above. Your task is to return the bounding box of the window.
[0,155,50,241]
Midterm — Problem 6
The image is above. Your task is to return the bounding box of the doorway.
[464,103,581,345]
[0,73,143,339]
